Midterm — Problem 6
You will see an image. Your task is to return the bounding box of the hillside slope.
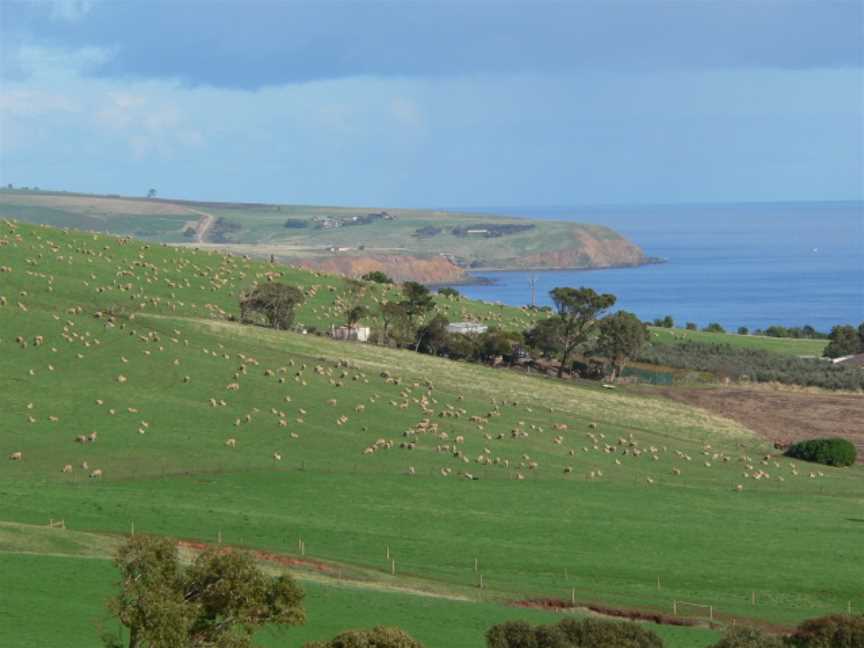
[0,219,860,646]
[0,190,653,282]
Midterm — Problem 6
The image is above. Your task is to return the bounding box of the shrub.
[786,614,864,648]
[686,322,698,330]
[305,625,426,648]
[703,322,726,333]
[486,620,540,648]
[361,271,394,284]
[556,618,663,648]
[437,287,461,298]
[707,626,784,648]
[785,438,857,467]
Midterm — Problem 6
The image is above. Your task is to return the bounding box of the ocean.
[444,202,864,332]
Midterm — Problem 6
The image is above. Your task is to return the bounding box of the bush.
[707,626,784,648]
[305,625,426,648]
[556,618,663,648]
[785,438,857,467]
[686,322,698,330]
[786,614,864,648]
[703,322,726,333]
[486,620,540,648]
[437,287,460,298]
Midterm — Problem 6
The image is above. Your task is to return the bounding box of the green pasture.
[0,220,861,647]
[648,327,828,357]
[0,542,720,648]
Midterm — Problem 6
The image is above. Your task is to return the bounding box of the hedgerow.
[786,438,857,467]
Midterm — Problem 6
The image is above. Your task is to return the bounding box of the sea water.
[443,202,864,332]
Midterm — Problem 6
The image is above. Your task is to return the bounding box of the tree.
[653,315,674,328]
[146,189,157,199]
[361,271,394,284]
[416,314,450,356]
[106,535,305,648]
[703,322,726,333]
[437,287,460,299]
[858,322,864,351]
[400,282,436,349]
[595,311,649,381]
[378,302,411,346]
[737,326,749,335]
[524,317,565,358]
[548,287,616,377]
[823,324,859,358]
[239,283,304,330]
[685,322,697,331]
[304,626,425,648]
[345,304,368,328]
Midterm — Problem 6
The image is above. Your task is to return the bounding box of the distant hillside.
[0,189,653,283]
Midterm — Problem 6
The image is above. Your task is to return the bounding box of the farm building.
[447,322,488,335]
[330,325,371,342]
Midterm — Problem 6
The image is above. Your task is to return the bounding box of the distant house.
[447,322,488,335]
[330,324,370,342]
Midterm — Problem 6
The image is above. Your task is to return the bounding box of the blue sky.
[1,0,862,206]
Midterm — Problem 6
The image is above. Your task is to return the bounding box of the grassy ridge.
[0,219,861,647]
[0,190,645,268]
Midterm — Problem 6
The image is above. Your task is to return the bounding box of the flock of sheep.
[1,219,833,499]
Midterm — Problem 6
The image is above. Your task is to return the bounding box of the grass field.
[648,327,828,357]
[1,219,860,647]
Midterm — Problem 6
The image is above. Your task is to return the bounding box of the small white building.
[330,325,371,342]
[447,322,488,335]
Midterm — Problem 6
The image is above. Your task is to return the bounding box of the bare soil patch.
[647,386,864,461]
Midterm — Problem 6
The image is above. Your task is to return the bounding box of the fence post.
[571,588,576,606]
[474,557,478,573]
[217,530,222,544]
[391,559,395,576]
[130,521,134,536]
[673,601,678,616]
[752,591,756,606]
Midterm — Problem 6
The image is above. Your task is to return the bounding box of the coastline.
[429,256,667,287]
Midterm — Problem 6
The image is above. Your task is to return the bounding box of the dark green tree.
[595,311,649,381]
[378,302,411,346]
[786,614,864,648]
[416,315,450,356]
[437,287,460,299]
[548,287,616,377]
[737,326,749,335]
[239,283,304,330]
[858,322,864,351]
[703,322,726,333]
[345,304,368,328]
[106,535,304,648]
[361,271,394,284]
[823,325,859,358]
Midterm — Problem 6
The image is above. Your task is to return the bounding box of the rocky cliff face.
[290,227,650,283]
[292,255,468,284]
[511,230,648,270]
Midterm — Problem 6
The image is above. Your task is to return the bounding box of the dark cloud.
[4,0,863,88]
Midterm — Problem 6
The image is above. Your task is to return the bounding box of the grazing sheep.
[8,451,23,461]
[75,435,88,444]
[273,452,282,461]
[61,464,72,473]
[89,469,103,478]
[735,484,744,492]
[88,431,97,442]
[225,438,237,448]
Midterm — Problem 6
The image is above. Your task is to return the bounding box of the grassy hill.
[0,190,651,280]
[0,219,860,647]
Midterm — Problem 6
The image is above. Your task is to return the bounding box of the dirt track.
[649,386,864,461]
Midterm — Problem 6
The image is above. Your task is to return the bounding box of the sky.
[0,0,862,207]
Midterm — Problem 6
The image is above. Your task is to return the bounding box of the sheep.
[88,431,97,442]
[225,438,237,448]
[273,452,282,461]
[8,451,23,461]
[89,469,103,478]
[61,464,73,473]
